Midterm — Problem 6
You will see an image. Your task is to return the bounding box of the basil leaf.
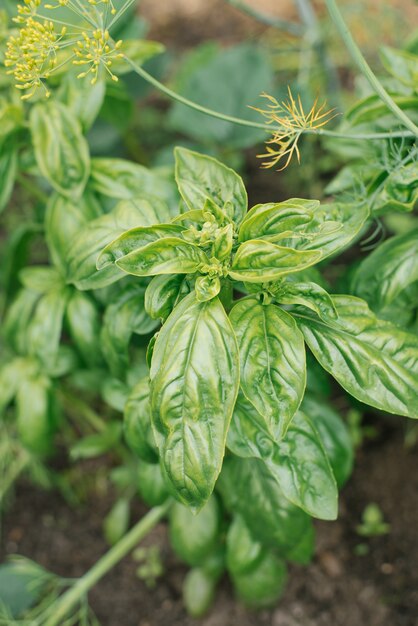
[45,192,102,276]
[169,496,221,566]
[150,292,239,509]
[116,237,209,277]
[380,46,418,87]
[174,147,247,226]
[124,377,158,463]
[0,358,36,415]
[0,138,17,213]
[145,274,188,320]
[301,394,353,488]
[29,101,90,198]
[4,289,40,355]
[101,284,158,378]
[295,295,418,419]
[230,298,305,438]
[238,199,318,242]
[218,456,312,557]
[27,288,70,368]
[231,551,287,608]
[70,422,122,460]
[90,158,176,206]
[16,375,57,457]
[66,291,102,367]
[277,281,338,321]
[228,394,338,520]
[351,228,418,320]
[226,515,264,575]
[136,461,170,507]
[195,275,221,302]
[229,239,322,283]
[19,266,63,294]
[97,224,185,270]
[66,200,157,290]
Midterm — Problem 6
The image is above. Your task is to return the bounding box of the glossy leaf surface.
[230,299,305,438]
[150,292,239,509]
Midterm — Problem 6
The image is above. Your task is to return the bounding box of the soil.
[1,415,418,626]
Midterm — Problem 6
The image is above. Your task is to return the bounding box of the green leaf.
[0,138,17,213]
[295,295,418,419]
[137,461,170,506]
[45,191,102,276]
[27,287,70,368]
[103,498,130,546]
[4,289,40,355]
[16,375,57,456]
[169,43,273,149]
[90,158,176,206]
[183,567,217,618]
[174,147,247,226]
[346,94,418,126]
[380,46,418,88]
[226,515,264,575]
[29,101,90,197]
[218,456,312,556]
[351,228,418,320]
[66,199,160,290]
[169,496,221,566]
[66,291,102,367]
[144,274,188,320]
[227,394,338,520]
[59,72,106,131]
[231,551,287,608]
[70,422,122,460]
[150,292,239,509]
[0,358,37,415]
[301,394,353,487]
[238,199,318,242]
[0,559,53,619]
[229,239,322,283]
[116,237,208,277]
[229,298,305,438]
[124,377,158,463]
[195,275,221,302]
[101,283,158,378]
[97,223,184,270]
[277,281,338,321]
[19,266,63,294]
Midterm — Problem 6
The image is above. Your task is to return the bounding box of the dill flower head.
[73,29,123,84]
[253,88,338,170]
[5,18,66,99]
[4,0,131,99]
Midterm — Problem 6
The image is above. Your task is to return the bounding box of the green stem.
[224,0,303,35]
[124,57,414,141]
[43,502,171,626]
[325,0,418,136]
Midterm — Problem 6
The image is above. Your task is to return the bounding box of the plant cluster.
[0,0,417,622]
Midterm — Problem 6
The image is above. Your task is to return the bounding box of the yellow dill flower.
[13,0,42,24]
[5,0,129,99]
[5,17,66,99]
[73,29,123,85]
[88,0,117,17]
[253,88,337,170]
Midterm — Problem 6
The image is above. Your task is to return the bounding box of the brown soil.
[2,417,418,626]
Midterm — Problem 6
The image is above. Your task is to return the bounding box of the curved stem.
[325,0,418,136]
[43,502,171,626]
[124,57,415,141]
[224,0,303,36]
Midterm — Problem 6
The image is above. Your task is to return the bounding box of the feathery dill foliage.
[4,0,132,100]
[252,88,337,170]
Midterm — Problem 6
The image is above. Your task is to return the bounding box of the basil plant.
[98,147,418,518]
